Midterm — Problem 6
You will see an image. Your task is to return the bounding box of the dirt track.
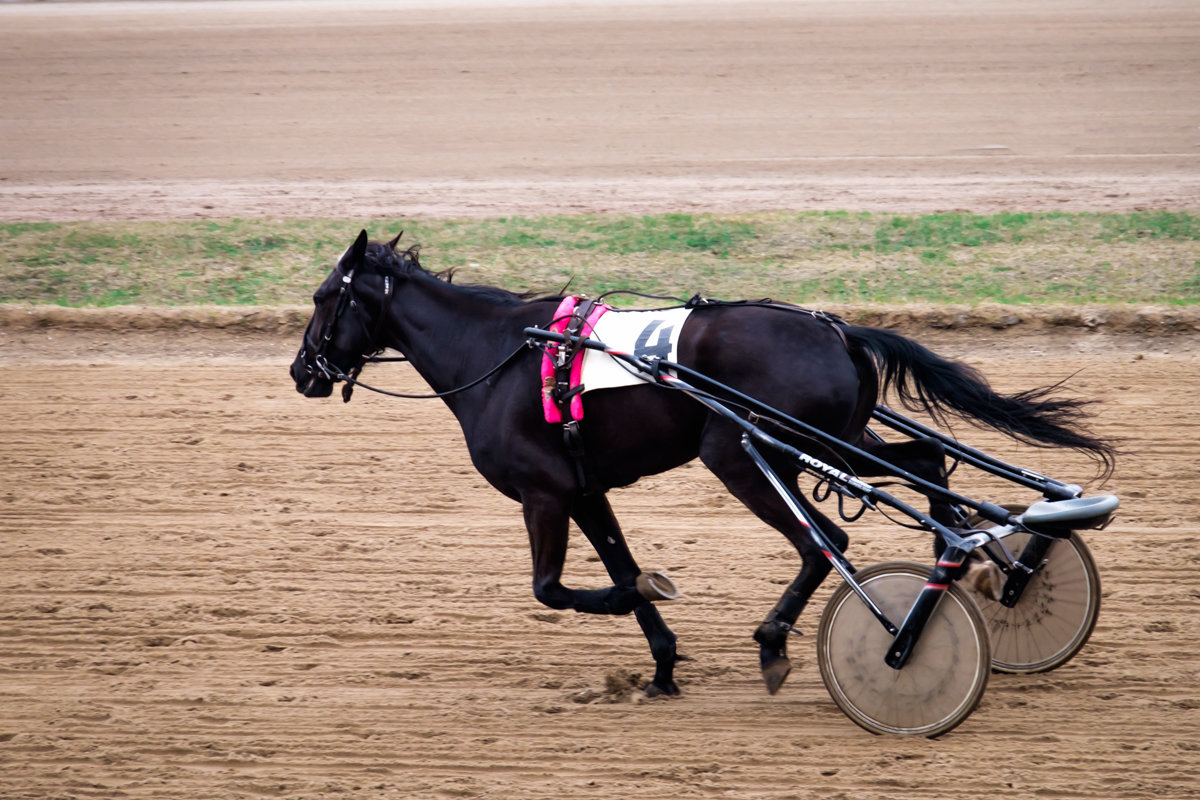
[3,1,1200,798]
[3,326,1200,799]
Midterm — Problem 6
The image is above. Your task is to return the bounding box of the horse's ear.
[351,229,369,259]
[387,231,403,251]
[339,229,370,274]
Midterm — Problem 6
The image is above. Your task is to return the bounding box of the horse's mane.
[365,239,561,307]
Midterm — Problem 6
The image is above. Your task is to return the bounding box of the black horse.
[290,231,1114,697]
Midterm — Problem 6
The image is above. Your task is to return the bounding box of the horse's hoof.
[966,560,1004,602]
[636,571,681,602]
[762,657,792,696]
[645,679,680,698]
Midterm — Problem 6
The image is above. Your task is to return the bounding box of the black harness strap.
[542,296,850,496]
[684,294,850,348]
[341,274,395,403]
[552,298,600,494]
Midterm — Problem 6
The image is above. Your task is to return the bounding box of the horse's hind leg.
[845,436,999,591]
[753,500,847,695]
[571,493,681,697]
[699,434,847,695]
[843,436,960,529]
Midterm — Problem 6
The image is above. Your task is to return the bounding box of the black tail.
[844,325,1117,479]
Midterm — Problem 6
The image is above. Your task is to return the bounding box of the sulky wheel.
[817,561,990,737]
[964,528,1101,674]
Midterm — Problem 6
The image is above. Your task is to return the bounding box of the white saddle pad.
[580,307,693,392]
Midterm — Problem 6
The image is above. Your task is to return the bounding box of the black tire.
[817,562,990,737]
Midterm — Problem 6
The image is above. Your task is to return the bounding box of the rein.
[316,340,533,401]
[308,277,847,405]
[305,265,532,403]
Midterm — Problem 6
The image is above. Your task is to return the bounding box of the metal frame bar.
[871,406,1081,501]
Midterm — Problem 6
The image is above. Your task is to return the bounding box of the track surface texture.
[3,328,1200,799]
[0,0,1197,219]
[2,1,1200,799]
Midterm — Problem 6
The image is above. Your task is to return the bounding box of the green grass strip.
[1,211,1196,307]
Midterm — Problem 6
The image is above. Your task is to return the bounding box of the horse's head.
[290,229,411,399]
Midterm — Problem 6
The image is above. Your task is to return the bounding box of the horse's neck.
[383,276,528,396]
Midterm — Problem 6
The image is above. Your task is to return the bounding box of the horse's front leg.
[571,492,681,697]
[523,489,681,696]
[523,489,643,614]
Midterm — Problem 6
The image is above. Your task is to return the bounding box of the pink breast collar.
[540,296,611,423]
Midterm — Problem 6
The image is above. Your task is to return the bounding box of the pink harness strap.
[540,296,610,423]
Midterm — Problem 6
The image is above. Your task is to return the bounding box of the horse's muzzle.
[291,352,334,397]
[298,375,334,397]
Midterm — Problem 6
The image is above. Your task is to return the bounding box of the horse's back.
[680,305,870,439]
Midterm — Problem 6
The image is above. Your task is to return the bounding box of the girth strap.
[553,298,599,494]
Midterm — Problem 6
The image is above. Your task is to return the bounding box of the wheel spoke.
[965,533,1101,673]
[818,562,990,737]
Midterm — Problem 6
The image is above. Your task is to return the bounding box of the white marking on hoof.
[966,560,1004,602]
[635,571,680,601]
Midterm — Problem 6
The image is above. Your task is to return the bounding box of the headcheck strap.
[342,272,397,404]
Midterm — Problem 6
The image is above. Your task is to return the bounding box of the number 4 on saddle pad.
[580,306,693,396]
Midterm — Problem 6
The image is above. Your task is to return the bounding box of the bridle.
[301,267,397,393]
[300,266,530,402]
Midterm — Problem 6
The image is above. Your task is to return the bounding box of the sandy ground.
[3,326,1200,800]
[0,0,1198,219]
[3,1,1200,798]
